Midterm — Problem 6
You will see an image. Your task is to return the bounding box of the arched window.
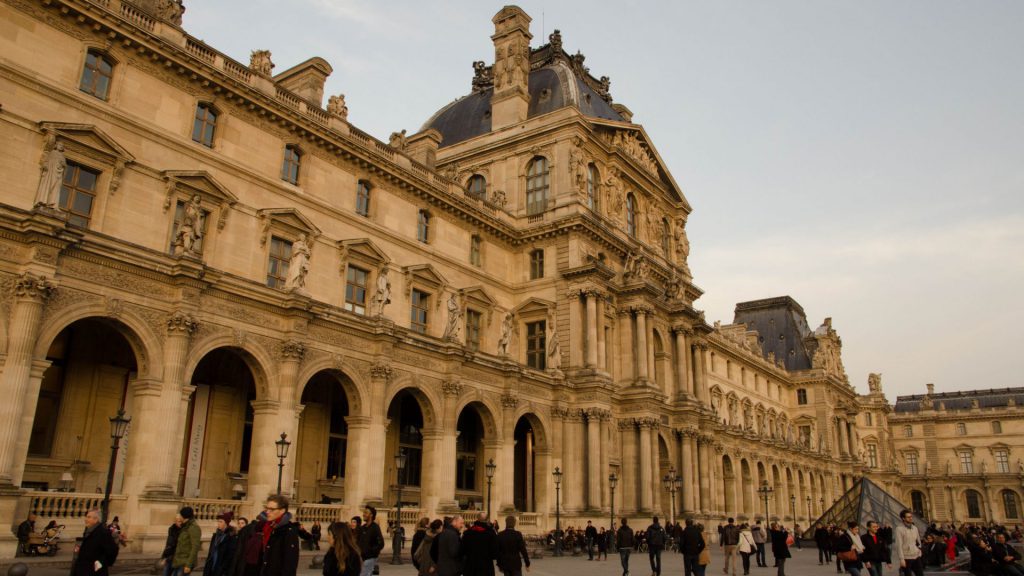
[965,489,983,518]
[626,193,637,237]
[1003,490,1019,519]
[281,145,301,184]
[192,103,218,147]
[910,491,926,517]
[355,181,371,216]
[526,157,549,216]
[467,175,486,200]
[661,217,671,254]
[80,50,114,100]
[586,164,599,210]
[417,210,430,243]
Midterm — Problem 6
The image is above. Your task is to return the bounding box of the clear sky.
[183,1,1024,399]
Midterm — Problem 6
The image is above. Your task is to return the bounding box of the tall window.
[911,491,925,517]
[396,400,423,487]
[325,387,348,479]
[266,236,292,288]
[355,181,371,216]
[526,157,549,216]
[467,175,486,200]
[626,193,637,237]
[465,309,482,352]
[586,164,598,210]
[470,235,482,267]
[80,50,113,100]
[59,163,99,228]
[865,412,873,426]
[169,200,208,254]
[867,444,878,468]
[281,145,301,184]
[965,490,982,518]
[344,266,368,315]
[529,249,544,280]
[905,452,919,475]
[993,421,1003,434]
[796,389,807,405]
[192,103,217,147]
[1004,490,1019,519]
[661,217,671,254]
[956,422,967,436]
[995,449,1010,473]
[904,425,913,438]
[959,450,974,474]
[410,289,429,334]
[417,210,430,243]
[526,320,546,370]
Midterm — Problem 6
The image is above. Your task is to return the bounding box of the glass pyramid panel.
[804,477,927,538]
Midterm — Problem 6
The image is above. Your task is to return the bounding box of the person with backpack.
[414,520,442,576]
[646,516,668,576]
[721,517,741,576]
[617,518,636,576]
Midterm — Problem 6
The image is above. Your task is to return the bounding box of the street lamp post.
[757,480,774,522]
[553,467,563,557]
[275,432,291,495]
[101,409,131,523]
[806,495,812,525]
[663,467,682,526]
[485,458,496,520]
[820,497,825,516]
[391,451,408,565]
[609,473,618,535]
[790,494,797,534]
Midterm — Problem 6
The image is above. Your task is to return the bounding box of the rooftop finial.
[549,29,562,52]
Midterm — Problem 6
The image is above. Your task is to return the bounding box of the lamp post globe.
[101,409,131,522]
[552,467,563,557]
[485,458,496,520]
[609,473,618,534]
[274,432,291,495]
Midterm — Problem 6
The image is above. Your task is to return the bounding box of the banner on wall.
[182,384,210,498]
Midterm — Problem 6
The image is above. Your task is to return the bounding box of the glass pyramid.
[805,477,928,538]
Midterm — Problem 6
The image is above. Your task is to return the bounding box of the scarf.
[262,516,281,547]
[848,530,865,553]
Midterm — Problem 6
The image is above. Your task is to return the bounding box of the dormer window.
[467,175,486,200]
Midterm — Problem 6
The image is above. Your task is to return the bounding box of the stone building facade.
[890,385,1024,525]
[0,0,888,554]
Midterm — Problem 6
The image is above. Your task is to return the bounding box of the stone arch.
[295,358,368,417]
[455,395,502,441]
[722,454,736,515]
[512,408,551,450]
[384,375,441,430]
[34,302,163,380]
[185,332,274,401]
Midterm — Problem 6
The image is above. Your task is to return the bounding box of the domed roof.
[422,35,625,148]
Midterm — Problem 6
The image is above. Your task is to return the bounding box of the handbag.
[838,550,858,562]
[786,533,795,546]
[699,548,711,566]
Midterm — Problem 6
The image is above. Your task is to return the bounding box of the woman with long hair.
[323,521,362,576]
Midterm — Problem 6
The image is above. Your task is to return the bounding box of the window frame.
[959,450,974,474]
[965,490,982,518]
[266,236,293,289]
[904,425,914,438]
[866,444,878,468]
[355,180,371,217]
[529,249,544,280]
[525,320,547,370]
[1004,490,1019,519]
[192,103,218,147]
[526,156,549,216]
[586,163,599,210]
[956,422,967,436]
[993,421,1003,434]
[465,309,482,352]
[626,193,637,237]
[796,388,808,405]
[905,452,919,475]
[281,144,301,185]
[417,210,430,243]
[470,235,482,267]
[467,174,487,201]
[344,265,370,315]
[410,289,430,334]
[59,161,100,228]
[79,49,114,101]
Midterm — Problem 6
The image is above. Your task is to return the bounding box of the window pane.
[95,75,110,99]
[72,191,93,215]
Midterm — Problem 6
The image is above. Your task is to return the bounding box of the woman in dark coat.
[203,512,238,576]
[769,523,791,576]
[322,522,361,576]
[835,522,863,576]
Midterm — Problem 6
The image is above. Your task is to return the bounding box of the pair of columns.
[570,289,607,370]
[560,408,610,512]
[618,418,663,514]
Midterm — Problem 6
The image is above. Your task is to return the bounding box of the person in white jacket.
[738,524,758,576]
[893,510,923,576]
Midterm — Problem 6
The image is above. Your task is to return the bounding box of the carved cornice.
[636,416,660,430]
[584,407,611,422]
[370,359,393,382]
[442,380,463,397]
[13,273,56,302]
[500,392,519,408]
[280,339,306,361]
[166,310,198,335]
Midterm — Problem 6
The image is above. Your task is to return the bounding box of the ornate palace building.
[0,0,909,554]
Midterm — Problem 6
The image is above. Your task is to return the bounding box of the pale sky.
[183,1,1024,400]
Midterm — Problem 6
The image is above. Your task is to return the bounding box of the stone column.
[0,274,54,485]
[343,415,371,508]
[277,340,305,497]
[248,399,283,501]
[585,293,598,368]
[569,290,583,368]
[838,419,849,456]
[11,359,51,486]
[638,419,653,512]
[635,310,649,382]
[524,431,534,510]
[681,433,696,513]
[596,296,607,371]
[618,311,634,382]
[620,420,637,513]
[674,329,691,397]
[708,444,719,514]
[363,361,393,505]
[420,428,444,515]
[563,410,584,512]
[650,423,661,514]
[495,392,517,514]
[647,320,657,386]
[698,437,711,513]
[438,381,463,512]
[586,409,602,510]
[599,415,610,511]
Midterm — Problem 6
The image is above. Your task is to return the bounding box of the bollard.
[7,562,29,576]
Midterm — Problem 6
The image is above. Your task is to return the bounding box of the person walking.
[259,495,300,576]
[72,509,118,576]
[496,516,531,576]
[161,513,183,576]
[411,517,430,572]
[586,520,598,561]
[769,522,791,576]
[231,510,266,576]
[836,522,864,576]
[171,506,201,576]
[793,524,803,550]
[861,521,889,576]
[323,521,362,576]
[435,515,465,576]
[738,524,757,576]
[894,509,924,576]
[815,523,832,565]
[681,518,706,576]
[646,516,668,576]
[721,517,740,576]
[356,506,385,576]
[414,520,442,576]
[752,521,768,568]
[617,518,635,576]
[462,512,498,576]
[311,521,322,551]
[598,526,609,560]
[203,512,237,576]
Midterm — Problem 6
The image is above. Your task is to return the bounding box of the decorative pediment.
[461,286,497,327]
[953,444,975,454]
[511,297,554,318]
[590,121,690,209]
[987,443,1011,455]
[257,208,321,246]
[39,122,135,194]
[162,170,238,229]
[403,264,448,300]
[338,238,390,268]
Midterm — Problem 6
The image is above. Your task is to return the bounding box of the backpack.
[648,526,666,547]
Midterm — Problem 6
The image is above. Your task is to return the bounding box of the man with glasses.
[260,495,300,576]
[894,510,923,576]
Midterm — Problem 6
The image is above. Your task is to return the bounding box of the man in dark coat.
[259,495,299,576]
[72,509,118,576]
[861,521,889,576]
[992,533,1024,576]
[435,515,465,576]
[585,520,598,560]
[461,512,498,576]
[616,518,635,576]
[161,513,183,576]
[645,516,667,576]
[15,513,36,556]
[496,516,530,576]
[203,511,237,576]
[357,506,385,576]
[769,522,791,576]
[815,523,832,565]
[230,511,265,576]
[680,518,706,576]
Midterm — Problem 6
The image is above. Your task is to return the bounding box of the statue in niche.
[249,49,274,76]
[327,94,348,121]
[568,137,587,195]
[665,269,682,300]
[547,320,562,371]
[285,234,311,291]
[443,293,462,342]
[173,194,204,256]
[497,312,514,356]
[35,141,66,207]
[605,170,624,220]
[372,267,391,316]
[674,217,691,272]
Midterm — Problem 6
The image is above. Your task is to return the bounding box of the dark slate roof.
[733,296,814,372]
[893,388,1024,413]
[422,51,624,148]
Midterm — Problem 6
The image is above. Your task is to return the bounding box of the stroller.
[22,523,64,556]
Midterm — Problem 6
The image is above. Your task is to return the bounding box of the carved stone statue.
[868,373,882,393]
[497,312,513,356]
[285,233,310,291]
[568,137,586,195]
[605,170,624,220]
[372,267,391,316]
[154,0,185,25]
[547,321,562,371]
[549,29,562,53]
[471,61,493,93]
[389,129,408,151]
[443,293,462,342]
[623,253,647,280]
[665,269,682,300]
[674,217,691,272]
[327,94,348,121]
[249,50,274,76]
[35,142,66,207]
[173,194,204,256]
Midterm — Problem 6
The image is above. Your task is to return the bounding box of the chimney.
[926,383,934,395]
[405,129,443,170]
[274,57,333,108]
[490,6,532,130]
